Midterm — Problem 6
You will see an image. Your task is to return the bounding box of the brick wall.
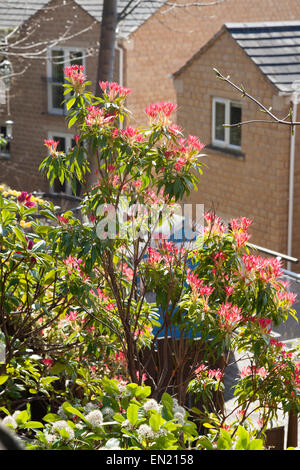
[0,0,100,192]
[3,0,300,191]
[291,112,300,271]
[124,0,300,126]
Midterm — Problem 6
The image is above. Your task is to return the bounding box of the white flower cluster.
[84,409,103,428]
[1,415,18,429]
[117,380,128,394]
[57,405,68,420]
[51,420,75,441]
[1,410,25,430]
[44,432,58,444]
[102,406,115,421]
[137,424,156,440]
[84,402,98,414]
[142,398,161,414]
[100,438,121,450]
[172,398,187,425]
[121,418,133,431]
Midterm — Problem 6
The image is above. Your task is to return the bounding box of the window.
[0,125,10,157]
[212,97,242,150]
[47,47,85,115]
[48,133,81,196]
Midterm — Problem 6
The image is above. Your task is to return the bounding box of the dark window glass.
[215,101,225,141]
[51,137,81,196]
[0,126,10,155]
[52,84,64,110]
[51,50,65,83]
[52,137,66,193]
[230,103,242,147]
[70,51,83,66]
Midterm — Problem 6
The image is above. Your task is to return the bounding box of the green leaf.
[127,404,139,426]
[235,426,250,450]
[59,428,71,440]
[149,412,161,432]
[0,375,9,385]
[220,428,232,445]
[113,413,125,423]
[197,436,214,450]
[248,439,264,450]
[20,421,44,429]
[43,413,61,423]
[202,422,215,429]
[217,436,232,450]
[68,114,78,128]
[62,402,87,422]
[161,393,174,420]
[135,386,151,399]
[66,96,76,111]
[15,410,29,425]
[13,226,26,243]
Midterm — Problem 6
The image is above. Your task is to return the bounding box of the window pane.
[70,51,83,66]
[0,125,10,155]
[215,101,225,141]
[53,136,66,152]
[230,103,242,147]
[51,136,82,196]
[51,50,64,82]
[52,84,64,110]
[52,137,66,192]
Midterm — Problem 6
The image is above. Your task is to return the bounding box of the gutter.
[279,88,300,272]
[287,93,298,271]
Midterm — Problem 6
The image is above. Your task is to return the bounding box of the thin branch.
[164,0,229,8]
[214,68,300,127]
[118,0,144,21]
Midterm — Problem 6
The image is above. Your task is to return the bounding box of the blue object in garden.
[151,214,203,340]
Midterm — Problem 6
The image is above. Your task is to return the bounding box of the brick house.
[173,21,300,270]
[1,1,300,264]
[2,0,300,193]
[0,0,165,193]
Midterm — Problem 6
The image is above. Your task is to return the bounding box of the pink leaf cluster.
[99,81,131,100]
[64,64,86,85]
[17,191,36,208]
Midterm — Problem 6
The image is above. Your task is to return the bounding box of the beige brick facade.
[125,0,300,125]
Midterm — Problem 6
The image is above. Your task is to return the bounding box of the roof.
[226,21,300,93]
[0,0,166,38]
[174,21,300,94]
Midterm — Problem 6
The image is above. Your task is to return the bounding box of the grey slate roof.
[225,21,300,93]
[0,0,166,38]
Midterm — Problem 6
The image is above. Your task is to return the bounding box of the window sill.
[45,110,65,116]
[206,144,245,160]
[0,153,10,160]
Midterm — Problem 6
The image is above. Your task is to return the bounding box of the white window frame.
[0,125,10,158]
[212,97,242,150]
[47,46,85,115]
[47,132,75,195]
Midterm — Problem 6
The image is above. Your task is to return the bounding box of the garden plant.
[0,65,299,450]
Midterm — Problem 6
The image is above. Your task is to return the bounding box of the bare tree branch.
[214,68,300,128]
[163,0,230,13]
[118,0,144,21]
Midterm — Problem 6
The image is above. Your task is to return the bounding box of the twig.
[214,68,300,128]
